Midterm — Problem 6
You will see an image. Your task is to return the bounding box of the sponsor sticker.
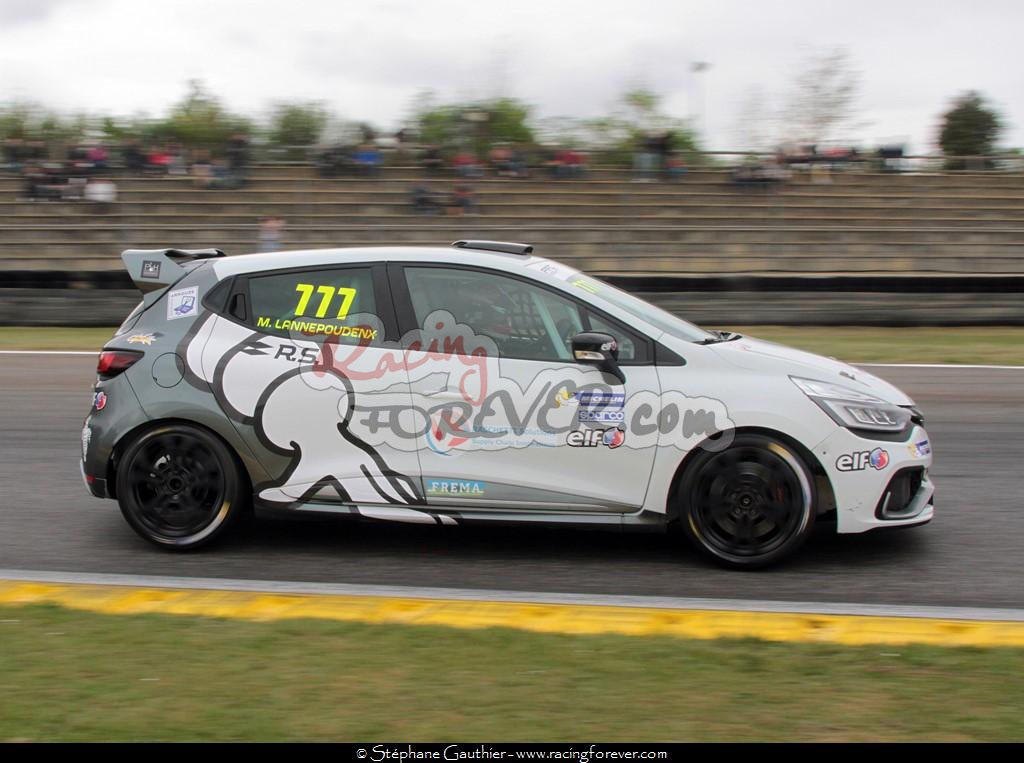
[426,479,486,497]
[167,286,199,320]
[574,391,625,408]
[126,332,161,345]
[567,427,625,449]
[908,439,931,458]
[93,391,107,411]
[141,260,161,279]
[81,422,92,460]
[578,409,625,423]
[836,447,890,472]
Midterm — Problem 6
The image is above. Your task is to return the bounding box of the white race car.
[83,240,934,568]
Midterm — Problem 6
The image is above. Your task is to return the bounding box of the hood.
[710,335,914,405]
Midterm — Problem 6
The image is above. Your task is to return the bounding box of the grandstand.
[2,166,1024,276]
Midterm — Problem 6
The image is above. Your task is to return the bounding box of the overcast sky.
[1,0,1021,153]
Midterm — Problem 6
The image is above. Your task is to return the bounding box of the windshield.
[525,259,717,343]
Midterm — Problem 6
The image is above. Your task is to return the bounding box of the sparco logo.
[835,448,890,472]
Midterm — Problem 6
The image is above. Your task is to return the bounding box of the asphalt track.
[1,354,1022,609]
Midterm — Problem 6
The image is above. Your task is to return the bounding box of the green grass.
[1,604,1022,741]
[728,325,1024,365]
[0,327,115,351]
[1,325,1022,365]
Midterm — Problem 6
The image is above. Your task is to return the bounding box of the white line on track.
[858,363,1024,370]
[1,569,1022,622]
[0,350,1022,369]
[0,350,96,355]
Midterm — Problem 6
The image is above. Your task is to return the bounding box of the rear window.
[246,266,381,344]
[114,300,145,336]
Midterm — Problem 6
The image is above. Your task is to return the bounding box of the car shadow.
[226,512,930,573]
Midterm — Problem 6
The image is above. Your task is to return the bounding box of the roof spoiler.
[121,248,225,294]
[452,240,533,255]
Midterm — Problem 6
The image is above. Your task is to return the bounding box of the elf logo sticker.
[836,447,890,472]
[567,428,625,449]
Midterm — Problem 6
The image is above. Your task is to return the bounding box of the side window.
[247,266,381,344]
[586,311,638,362]
[404,267,584,361]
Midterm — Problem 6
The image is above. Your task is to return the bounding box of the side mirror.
[571,331,626,385]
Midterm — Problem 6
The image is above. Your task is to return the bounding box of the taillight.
[97,349,143,379]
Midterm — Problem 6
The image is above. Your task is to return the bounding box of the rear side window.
[247,266,381,344]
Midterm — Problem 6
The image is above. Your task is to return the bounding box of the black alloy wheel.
[116,424,246,549]
[679,434,816,568]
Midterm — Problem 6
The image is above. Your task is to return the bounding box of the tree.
[411,95,535,155]
[160,80,251,149]
[0,101,89,144]
[782,49,861,146]
[269,102,329,147]
[581,88,701,166]
[938,91,1002,169]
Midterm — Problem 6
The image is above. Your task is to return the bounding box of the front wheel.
[115,424,246,550]
[677,434,816,569]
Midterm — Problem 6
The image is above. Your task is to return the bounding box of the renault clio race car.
[80,241,934,568]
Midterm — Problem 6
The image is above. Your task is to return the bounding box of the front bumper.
[814,424,935,534]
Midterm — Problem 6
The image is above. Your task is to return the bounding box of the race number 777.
[293,284,357,319]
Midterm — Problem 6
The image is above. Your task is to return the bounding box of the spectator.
[259,215,286,252]
[3,138,26,172]
[145,147,173,175]
[22,165,50,201]
[489,144,528,178]
[167,143,188,176]
[190,154,214,188]
[655,131,675,179]
[86,145,109,174]
[316,144,354,177]
[208,159,246,189]
[446,184,476,216]
[557,148,587,178]
[452,149,482,178]
[420,144,444,176]
[83,176,117,212]
[410,184,443,215]
[226,132,250,173]
[632,132,659,181]
[665,153,688,180]
[731,159,789,191]
[121,140,145,174]
[353,142,381,176]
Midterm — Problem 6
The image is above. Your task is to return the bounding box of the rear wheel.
[115,424,246,550]
[677,434,816,569]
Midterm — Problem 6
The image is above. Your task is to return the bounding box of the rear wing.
[121,248,225,295]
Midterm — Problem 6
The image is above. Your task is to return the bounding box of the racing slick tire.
[677,433,816,569]
[115,423,247,550]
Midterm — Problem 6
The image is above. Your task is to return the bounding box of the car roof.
[210,246,536,279]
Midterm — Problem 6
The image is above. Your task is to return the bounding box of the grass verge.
[729,325,1023,365]
[0,603,1022,742]
[0,325,1021,365]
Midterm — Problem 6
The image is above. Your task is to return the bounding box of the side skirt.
[254,500,667,531]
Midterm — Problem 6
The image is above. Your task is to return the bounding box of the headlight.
[790,376,911,433]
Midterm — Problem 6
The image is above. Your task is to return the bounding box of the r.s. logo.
[181,313,423,508]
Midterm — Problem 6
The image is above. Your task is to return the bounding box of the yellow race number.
[293,283,357,320]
